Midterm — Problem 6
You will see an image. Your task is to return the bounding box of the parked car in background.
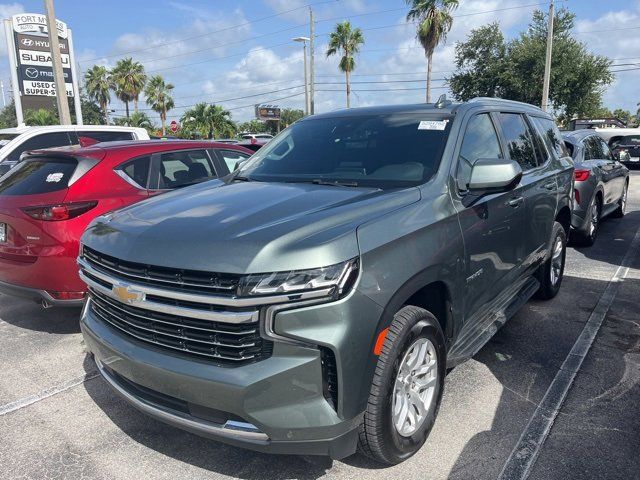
[595,127,640,167]
[563,130,628,246]
[0,140,252,307]
[0,125,150,176]
[79,99,573,464]
[241,133,273,141]
[237,138,269,152]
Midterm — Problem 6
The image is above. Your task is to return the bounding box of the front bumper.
[81,288,383,459]
[0,278,84,307]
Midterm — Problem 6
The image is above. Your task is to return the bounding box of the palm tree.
[144,75,175,136]
[24,108,58,126]
[181,103,211,139]
[110,58,147,119]
[124,111,153,129]
[84,65,112,125]
[209,104,236,138]
[180,103,236,139]
[406,0,459,102]
[326,21,364,108]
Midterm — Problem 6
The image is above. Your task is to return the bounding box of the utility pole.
[541,0,554,112]
[44,0,72,124]
[309,7,315,115]
[293,37,310,115]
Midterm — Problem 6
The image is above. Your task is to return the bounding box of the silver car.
[563,130,629,246]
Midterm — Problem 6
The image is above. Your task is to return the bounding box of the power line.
[81,0,337,63]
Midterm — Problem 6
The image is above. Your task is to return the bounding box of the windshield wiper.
[311,179,359,187]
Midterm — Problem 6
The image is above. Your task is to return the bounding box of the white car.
[595,127,640,166]
[240,133,273,140]
[0,125,150,175]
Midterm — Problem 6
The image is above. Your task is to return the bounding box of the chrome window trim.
[95,358,269,442]
[114,168,146,190]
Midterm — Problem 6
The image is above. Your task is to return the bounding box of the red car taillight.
[21,201,98,221]
[574,169,590,182]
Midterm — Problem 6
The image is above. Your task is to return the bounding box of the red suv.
[0,140,253,307]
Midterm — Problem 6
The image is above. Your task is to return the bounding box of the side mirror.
[234,159,247,171]
[463,158,522,207]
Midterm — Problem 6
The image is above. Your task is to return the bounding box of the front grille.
[88,288,272,366]
[83,246,242,296]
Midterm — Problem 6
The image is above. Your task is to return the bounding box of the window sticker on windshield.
[46,172,64,183]
[418,120,448,131]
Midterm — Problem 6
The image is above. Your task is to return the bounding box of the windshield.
[237,113,452,189]
[610,135,640,148]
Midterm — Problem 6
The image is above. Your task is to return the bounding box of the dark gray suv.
[79,98,573,465]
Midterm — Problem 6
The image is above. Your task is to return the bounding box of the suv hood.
[82,180,420,273]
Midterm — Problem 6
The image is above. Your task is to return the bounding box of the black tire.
[535,221,567,300]
[358,306,446,465]
[575,194,601,247]
[611,180,628,218]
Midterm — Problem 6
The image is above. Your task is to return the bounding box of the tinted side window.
[0,157,77,195]
[585,136,604,160]
[218,149,250,173]
[78,131,135,143]
[496,113,538,171]
[530,117,567,159]
[158,150,217,189]
[119,156,151,188]
[457,113,502,190]
[7,132,72,162]
[598,138,613,160]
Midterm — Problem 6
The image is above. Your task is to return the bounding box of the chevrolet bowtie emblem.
[112,284,145,304]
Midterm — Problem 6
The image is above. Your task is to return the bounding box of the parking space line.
[498,226,640,480]
[0,370,99,416]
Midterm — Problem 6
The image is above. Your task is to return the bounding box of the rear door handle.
[507,197,523,207]
[543,182,555,190]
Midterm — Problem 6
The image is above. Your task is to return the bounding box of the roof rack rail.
[469,97,542,110]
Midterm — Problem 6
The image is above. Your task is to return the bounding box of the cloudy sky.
[0,0,638,124]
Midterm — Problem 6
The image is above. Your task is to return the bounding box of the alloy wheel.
[621,185,628,213]
[392,338,438,437]
[589,199,600,239]
[550,235,564,286]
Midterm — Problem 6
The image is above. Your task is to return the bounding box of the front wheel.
[535,221,567,300]
[358,306,446,465]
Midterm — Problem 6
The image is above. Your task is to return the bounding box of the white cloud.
[0,3,25,57]
[574,4,640,112]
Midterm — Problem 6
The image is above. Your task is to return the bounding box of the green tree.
[181,103,236,139]
[84,65,112,124]
[280,108,304,128]
[449,8,613,122]
[0,101,17,129]
[110,58,147,119]
[24,108,58,126]
[77,93,105,125]
[144,75,175,136]
[326,21,365,108]
[114,111,154,131]
[406,0,459,102]
[237,119,269,135]
[612,108,633,126]
[447,23,506,100]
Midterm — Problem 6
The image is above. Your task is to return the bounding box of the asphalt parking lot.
[1,172,639,480]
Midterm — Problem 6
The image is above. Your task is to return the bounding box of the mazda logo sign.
[25,67,38,79]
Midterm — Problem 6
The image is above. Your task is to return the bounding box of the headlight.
[238,259,358,297]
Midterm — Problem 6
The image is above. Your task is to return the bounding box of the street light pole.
[293,37,310,115]
[541,0,554,112]
[44,0,72,124]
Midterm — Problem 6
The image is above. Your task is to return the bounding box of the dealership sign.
[11,13,68,38]
[255,104,281,121]
[4,12,82,122]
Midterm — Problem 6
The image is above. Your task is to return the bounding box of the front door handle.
[543,182,555,190]
[507,196,524,207]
